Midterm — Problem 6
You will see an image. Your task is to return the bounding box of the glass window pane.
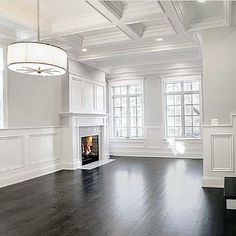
[121,108,127,116]
[168,127,174,137]
[185,127,193,137]
[193,116,200,126]
[168,117,174,126]
[192,81,199,91]
[130,128,137,137]
[121,97,127,107]
[136,86,142,94]
[185,116,192,126]
[167,95,174,105]
[130,107,136,116]
[193,127,200,137]
[114,108,121,117]
[175,117,181,126]
[175,95,181,105]
[167,106,174,116]
[174,83,181,92]
[115,118,121,127]
[137,117,142,127]
[192,94,199,104]
[175,106,181,115]
[122,128,127,137]
[130,118,137,127]
[185,105,192,115]
[166,83,173,92]
[114,128,121,137]
[121,118,127,127]
[114,98,121,107]
[175,127,182,137]
[193,105,200,115]
[137,107,142,116]
[114,87,121,95]
[137,128,142,137]
[130,97,136,106]
[120,86,127,95]
[137,97,142,106]
[184,82,192,91]
[129,86,136,94]
[184,94,192,104]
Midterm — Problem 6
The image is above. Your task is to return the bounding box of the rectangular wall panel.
[0,135,24,172]
[29,133,58,165]
[211,134,234,171]
[96,85,104,112]
[71,78,83,112]
[84,82,94,112]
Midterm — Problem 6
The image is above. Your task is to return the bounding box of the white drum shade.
[7,42,67,76]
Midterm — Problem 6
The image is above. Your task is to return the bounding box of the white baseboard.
[109,151,203,159]
[0,162,61,189]
[202,176,224,188]
[61,160,82,170]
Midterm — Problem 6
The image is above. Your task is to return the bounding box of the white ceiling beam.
[159,1,186,34]
[86,0,143,40]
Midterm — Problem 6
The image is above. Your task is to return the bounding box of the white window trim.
[108,78,144,139]
[161,76,203,139]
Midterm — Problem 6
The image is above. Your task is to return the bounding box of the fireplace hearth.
[81,135,99,165]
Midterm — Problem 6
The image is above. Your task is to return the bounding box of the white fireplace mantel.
[60,112,109,170]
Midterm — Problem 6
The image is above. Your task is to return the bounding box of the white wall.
[202,27,236,124]
[109,76,203,159]
[202,27,236,187]
[7,70,63,127]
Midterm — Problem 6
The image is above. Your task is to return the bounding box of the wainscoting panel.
[0,127,61,188]
[211,134,234,172]
[29,133,59,166]
[0,135,24,172]
[109,123,203,158]
[203,114,236,188]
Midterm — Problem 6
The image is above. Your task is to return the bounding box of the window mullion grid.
[127,86,130,138]
[181,82,185,138]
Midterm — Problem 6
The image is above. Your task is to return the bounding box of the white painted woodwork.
[202,114,236,188]
[0,127,61,188]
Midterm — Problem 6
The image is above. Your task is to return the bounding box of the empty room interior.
[1,0,236,235]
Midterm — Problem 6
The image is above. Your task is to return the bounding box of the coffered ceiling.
[0,0,233,79]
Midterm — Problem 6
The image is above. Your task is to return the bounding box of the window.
[164,80,201,138]
[111,84,143,138]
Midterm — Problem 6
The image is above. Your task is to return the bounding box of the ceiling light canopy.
[7,0,67,76]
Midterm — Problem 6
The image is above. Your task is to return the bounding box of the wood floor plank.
[0,157,235,236]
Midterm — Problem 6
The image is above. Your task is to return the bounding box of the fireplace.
[81,135,99,165]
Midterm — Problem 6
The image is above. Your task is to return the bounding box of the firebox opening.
[81,135,99,165]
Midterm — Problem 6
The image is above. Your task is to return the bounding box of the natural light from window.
[164,80,201,138]
[111,84,143,138]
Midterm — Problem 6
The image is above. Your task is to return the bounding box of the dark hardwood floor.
[0,157,236,236]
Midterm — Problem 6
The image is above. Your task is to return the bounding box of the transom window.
[164,80,201,138]
[111,84,143,138]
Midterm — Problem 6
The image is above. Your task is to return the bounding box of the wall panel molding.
[0,135,25,172]
[210,133,234,172]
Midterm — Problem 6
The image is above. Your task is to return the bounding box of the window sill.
[162,138,203,141]
[110,137,145,142]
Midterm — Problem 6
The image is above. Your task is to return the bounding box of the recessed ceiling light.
[81,48,87,52]
[156,38,163,42]
[198,0,206,3]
